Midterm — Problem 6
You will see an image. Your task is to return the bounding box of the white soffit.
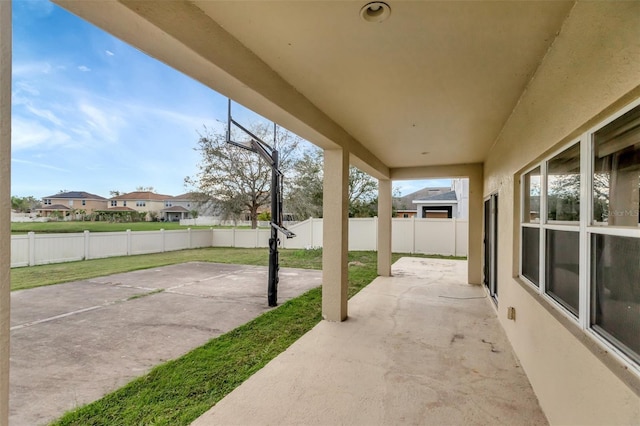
[193,1,574,168]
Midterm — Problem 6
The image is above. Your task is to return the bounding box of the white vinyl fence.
[10,218,467,268]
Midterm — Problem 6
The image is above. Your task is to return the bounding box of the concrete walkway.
[10,262,321,426]
[193,258,547,425]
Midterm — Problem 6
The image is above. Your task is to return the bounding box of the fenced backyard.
[10,217,467,268]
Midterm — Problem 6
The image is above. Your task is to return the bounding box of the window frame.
[519,98,640,375]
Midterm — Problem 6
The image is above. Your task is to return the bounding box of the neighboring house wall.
[394,210,416,219]
[109,192,172,220]
[483,4,640,424]
[39,192,108,217]
[452,178,469,219]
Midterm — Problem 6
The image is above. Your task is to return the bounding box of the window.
[521,227,540,286]
[521,167,541,286]
[592,107,640,227]
[110,200,117,207]
[546,229,579,315]
[123,201,127,207]
[523,167,541,223]
[520,101,640,370]
[44,199,51,205]
[136,201,146,207]
[547,143,580,222]
[81,200,86,206]
[591,234,640,363]
[165,202,172,207]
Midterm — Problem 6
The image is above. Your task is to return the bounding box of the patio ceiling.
[54,0,574,178]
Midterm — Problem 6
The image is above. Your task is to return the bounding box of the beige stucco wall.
[0,1,10,423]
[48,198,108,214]
[484,2,640,424]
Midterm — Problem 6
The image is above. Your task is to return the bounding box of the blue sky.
[11,0,447,200]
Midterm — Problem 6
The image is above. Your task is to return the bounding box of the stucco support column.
[467,169,483,285]
[377,179,392,277]
[0,1,11,424]
[322,148,349,321]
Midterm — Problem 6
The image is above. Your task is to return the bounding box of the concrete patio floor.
[10,262,321,426]
[193,258,548,426]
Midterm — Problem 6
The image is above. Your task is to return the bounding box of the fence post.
[232,227,236,248]
[374,216,378,251]
[161,229,165,252]
[255,227,259,248]
[126,229,131,256]
[84,230,90,260]
[453,218,457,256]
[309,217,314,248]
[188,228,192,249]
[411,216,416,254]
[28,231,35,266]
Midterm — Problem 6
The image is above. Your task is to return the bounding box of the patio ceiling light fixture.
[360,2,391,23]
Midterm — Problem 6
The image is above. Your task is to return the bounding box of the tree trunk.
[250,206,258,229]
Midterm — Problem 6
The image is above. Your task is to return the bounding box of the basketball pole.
[226,99,295,307]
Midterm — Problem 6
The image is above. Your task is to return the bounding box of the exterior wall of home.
[394,211,416,218]
[483,2,640,424]
[452,178,469,219]
[0,1,10,422]
[46,198,107,214]
[113,199,165,218]
[415,202,457,219]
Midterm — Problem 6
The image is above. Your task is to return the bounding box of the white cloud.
[25,105,64,127]
[15,81,40,96]
[13,61,53,76]
[78,102,125,143]
[105,50,115,56]
[11,116,72,150]
[78,65,91,72]
[11,158,70,173]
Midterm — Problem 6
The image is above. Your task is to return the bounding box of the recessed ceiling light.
[360,2,391,23]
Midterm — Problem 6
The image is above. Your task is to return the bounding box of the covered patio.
[193,257,545,425]
[1,1,638,424]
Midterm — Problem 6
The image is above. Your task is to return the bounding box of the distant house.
[394,210,417,219]
[161,193,220,222]
[395,178,469,219]
[413,190,459,218]
[38,191,108,218]
[109,191,172,221]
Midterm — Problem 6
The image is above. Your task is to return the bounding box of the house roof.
[110,191,172,201]
[162,206,190,213]
[37,204,71,211]
[413,191,458,203]
[394,187,451,209]
[98,206,137,212]
[43,191,107,200]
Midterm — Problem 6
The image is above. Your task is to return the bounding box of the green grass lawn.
[42,248,457,425]
[10,221,218,234]
[11,247,327,292]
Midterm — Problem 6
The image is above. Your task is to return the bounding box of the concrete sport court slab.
[9,262,322,426]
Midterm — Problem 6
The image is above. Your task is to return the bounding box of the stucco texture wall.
[483,2,640,425]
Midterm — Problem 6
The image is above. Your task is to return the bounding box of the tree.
[285,149,324,220]
[185,123,302,229]
[285,147,379,218]
[136,186,155,192]
[11,196,40,213]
